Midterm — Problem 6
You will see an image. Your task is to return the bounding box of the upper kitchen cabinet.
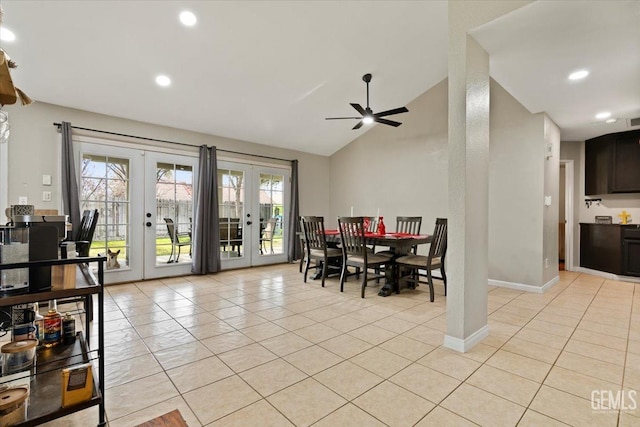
[585,129,640,195]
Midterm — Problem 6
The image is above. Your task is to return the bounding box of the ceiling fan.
[326,73,409,130]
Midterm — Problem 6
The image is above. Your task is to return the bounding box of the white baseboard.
[574,267,640,284]
[488,275,559,294]
[443,324,489,353]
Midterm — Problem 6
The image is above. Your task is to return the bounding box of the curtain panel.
[192,145,220,274]
[287,159,301,262]
[60,122,81,240]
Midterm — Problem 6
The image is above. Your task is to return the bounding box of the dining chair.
[374,215,423,259]
[260,218,277,254]
[301,216,342,287]
[299,217,306,273]
[164,218,191,263]
[338,216,390,298]
[396,216,422,254]
[365,216,378,233]
[58,209,99,321]
[229,218,242,256]
[395,218,447,302]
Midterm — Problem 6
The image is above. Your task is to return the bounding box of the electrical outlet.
[18,196,27,204]
[42,191,52,202]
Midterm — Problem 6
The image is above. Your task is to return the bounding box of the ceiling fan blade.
[375,117,402,127]
[374,106,409,118]
[325,117,361,120]
[350,103,366,116]
[352,121,364,130]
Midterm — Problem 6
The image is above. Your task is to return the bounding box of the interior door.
[218,161,290,269]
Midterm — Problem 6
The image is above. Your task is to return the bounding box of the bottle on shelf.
[62,313,76,345]
[377,217,386,235]
[33,302,44,345]
[43,301,62,347]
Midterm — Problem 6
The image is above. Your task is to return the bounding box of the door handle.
[246,221,252,226]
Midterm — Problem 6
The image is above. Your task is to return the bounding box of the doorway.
[79,140,197,283]
[218,160,290,270]
[559,160,574,271]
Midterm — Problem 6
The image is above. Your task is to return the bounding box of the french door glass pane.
[218,169,244,259]
[259,173,284,255]
[80,155,130,268]
[156,162,193,264]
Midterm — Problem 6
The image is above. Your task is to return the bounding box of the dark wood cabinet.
[581,223,640,277]
[585,129,640,195]
[580,223,622,274]
[623,226,640,276]
[611,133,640,192]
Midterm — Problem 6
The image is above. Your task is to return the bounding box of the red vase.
[377,217,386,235]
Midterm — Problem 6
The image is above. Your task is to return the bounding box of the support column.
[445,1,531,352]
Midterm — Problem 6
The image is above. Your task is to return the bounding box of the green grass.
[89,237,189,258]
[89,235,286,258]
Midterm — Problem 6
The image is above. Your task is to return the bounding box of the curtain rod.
[52,122,294,163]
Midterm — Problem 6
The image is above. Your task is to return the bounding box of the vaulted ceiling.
[2,1,638,155]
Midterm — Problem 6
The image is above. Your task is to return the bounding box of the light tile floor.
[41,266,640,426]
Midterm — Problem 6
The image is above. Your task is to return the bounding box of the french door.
[79,141,197,283]
[218,160,290,269]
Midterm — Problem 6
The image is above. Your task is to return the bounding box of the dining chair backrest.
[365,216,378,233]
[164,218,181,243]
[229,218,241,240]
[302,216,329,252]
[75,209,99,256]
[263,218,277,238]
[396,216,422,235]
[428,218,448,261]
[338,216,367,257]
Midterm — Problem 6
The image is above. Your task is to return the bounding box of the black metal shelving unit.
[0,256,106,426]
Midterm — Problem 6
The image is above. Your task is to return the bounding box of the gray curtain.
[192,145,220,274]
[287,159,301,262]
[61,122,81,240]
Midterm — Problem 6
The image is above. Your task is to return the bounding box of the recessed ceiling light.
[179,11,197,26]
[596,112,611,120]
[605,118,617,124]
[155,75,171,87]
[568,70,589,80]
[0,28,16,42]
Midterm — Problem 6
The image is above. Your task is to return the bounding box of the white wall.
[329,78,555,288]
[4,101,331,219]
[328,79,448,232]
[489,83,560,288]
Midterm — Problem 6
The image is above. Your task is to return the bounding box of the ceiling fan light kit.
[326,73,409,130]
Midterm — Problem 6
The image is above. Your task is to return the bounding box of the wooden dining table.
[323,230,432,296]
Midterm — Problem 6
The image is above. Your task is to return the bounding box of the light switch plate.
[544,196,552,206]
[18,196,28,204]
[42,174,52,186]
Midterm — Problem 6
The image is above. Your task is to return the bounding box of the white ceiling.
[2,1,639,156]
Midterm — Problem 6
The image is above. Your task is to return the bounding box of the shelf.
[0,333,101,426]
[0,257,105,307]
[0,256,106,426]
